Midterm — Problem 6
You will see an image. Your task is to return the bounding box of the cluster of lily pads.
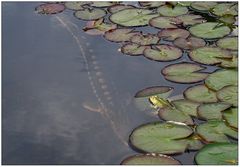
[35,1,238,165]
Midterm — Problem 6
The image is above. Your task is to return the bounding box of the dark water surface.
[2,2,218,165]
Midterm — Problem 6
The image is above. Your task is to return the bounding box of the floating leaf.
[144,45,182,62]
[219,55,238,68]
[158,28,190,41]
[195,143,238,165]
[91,2,119,8]
[177,14,206,26]
[104,28,139,43]
[174,37,206,50]
[223,107,238,129]
[177,2,192,7]
[186,135,204,150]
[197,102,231,120]
[139,2,165,8]
[189,22,231,39]
[150,17,182,29]
[189,47,232,65]
[121,43,150,56]
[121,154,181,165]
[211,3,238,17]
[64,2,90,10]
[130,33,160,45]
[219,15,236,25]
[172,99,200,117]
[161,63,208,84]
[157,5,188,17]
[74,8,107,21]
[190,2,217,12]
[217,86,238,107]
[216,37,238,51]
[129,122,193,154]
[109,8,158,27]
[108,4,135,13]
[184,85,218,103]
[35,3,65,14]
[205,69,237,91]
[196,120,238,143]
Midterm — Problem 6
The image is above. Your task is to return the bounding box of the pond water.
[2,2,237,165]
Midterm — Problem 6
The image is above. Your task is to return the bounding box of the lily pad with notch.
[211,3,238,17]
[108,4,135,13]
[177,14,206,27]
[217,85,238,107]
[90,2,119,8]
[121,43,150,56]
[157,5,188,17]
[223,107,238,129]
[150,16,182,29]
[35,3,65,14]
[158,28,190,41]
[144,45,182,62]
[74,7,107,21]
[139,2,165,8]
[161,63,208,84]
[216,37,238,51]
[190,2,217,13]
[174,37,206,50]
[219,56,238,68]
[130,33,160,45]
[171,99,200,117]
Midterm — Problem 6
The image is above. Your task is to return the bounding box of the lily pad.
[195,143,238,165]
[223,107,238,129]
[197,102,231,120]
[121,43,150,56]
[64,2,90,10]
[177,14,206,26]
[190,2,217,12]
[217,86,238,107]
[108,4,135,13]
[104,28,140,43]
[129,121,193,154]
[109,8,158,27]
[219,15,236,25]
[184,85,218,103]
[216,37,238,51]
[121,154,181,165]
[158,28,190,41]
[219,56,238,68]
[130,33,160,45]
[186,135,204,150]
[157,5,188,17]
[35,3,65,14]
[196,120,238,143]
[91,2,119,8]
[211,3,238,17]
[189,47,232,65]
[205,69,237,91]
[171,99,200,117]
[150,17,182,29]
[174,37,206,50]
[144,45,182,62]
[139,2,165,8]
[189,22,231,39]
[161,63,208,84]
[74,8,107,21]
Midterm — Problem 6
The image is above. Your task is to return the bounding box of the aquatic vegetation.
[36,1,238,165]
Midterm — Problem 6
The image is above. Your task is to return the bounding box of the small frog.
[149,95,174,109]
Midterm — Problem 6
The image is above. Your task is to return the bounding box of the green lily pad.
[195,143,238,165]
[108,4,135,13]
[121,43,150,56]
[158,107,194,125]
[91,2,119,8]
[186,134,204,150]
[216,37,238,51]
[64,2,90,10]
[223,107,238,129]
[190,2,217,12]
[211,3,238,17]
[219,56,238,68]
[139,2,165,8]
[144,45,182,62]
[189,22,231,39]
[109,8,158,27]
[205,69,237,91]
[196,120,238,143]
[130,33,160,45]
[129,121,193,154]
[171,99,200,117]
[177,2,192,7]
[219,15,236,25]
[36,3,65,14]
[158,28,190,41]
[184,85,218,103]
[157,5,188,17]
[217,86,238,107]
[197,102,231,120]
[189,47,232,65]
[161,63,208,84]
[104,28,140,43]
[174,37,206,50]
[121,154,181,165]
[177,14,206,26]
[150,17,182,29]
[74,8,107,21]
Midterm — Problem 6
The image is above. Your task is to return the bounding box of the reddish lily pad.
[157,5,188,17]
[104,28,140,43]
[74,8,107,21]
[174,37,206,50]
[35,3,65,14]
[184,85,218,103]
[121,43,150,56]
[217,86,238,107]
[216,37,238,51]
[108,4,135,13]
[158,28,190,41]
[150,17,182,29]
[177,14,206,26]
[161,63,208,84]
[130,33,160,45]
[144,45,182,62]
